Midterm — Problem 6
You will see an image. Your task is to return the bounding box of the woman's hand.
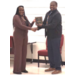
[33,19,35,22]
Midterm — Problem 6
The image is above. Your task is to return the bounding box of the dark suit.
[38,9,62,70]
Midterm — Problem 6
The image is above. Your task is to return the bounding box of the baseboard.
[26,58,65,65]
[10,57,65,65]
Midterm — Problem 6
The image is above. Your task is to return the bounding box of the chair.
[37,34,64,67]
[10,36,14,54]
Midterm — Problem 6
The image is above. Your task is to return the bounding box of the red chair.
[10,36,14,54]
[38,34,64,67]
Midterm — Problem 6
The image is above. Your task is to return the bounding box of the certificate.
[35,17,43,25]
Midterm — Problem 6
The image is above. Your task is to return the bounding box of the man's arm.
[41,13,61,29]
[37,13,47,30]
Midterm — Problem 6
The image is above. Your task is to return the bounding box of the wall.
[10,0,65,61]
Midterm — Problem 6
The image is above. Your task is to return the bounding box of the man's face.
[50,2,57,11]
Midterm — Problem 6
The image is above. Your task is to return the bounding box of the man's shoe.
[45,68,55,72]
[52,70,61,74]
[22,70,28,73]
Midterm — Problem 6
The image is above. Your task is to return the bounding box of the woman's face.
[18,7,24,16]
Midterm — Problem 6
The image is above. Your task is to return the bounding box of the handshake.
[31,19,42,32]
[31,27,38,32]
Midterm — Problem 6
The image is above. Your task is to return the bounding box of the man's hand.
[31,27,38,32]
[36,24,42,27]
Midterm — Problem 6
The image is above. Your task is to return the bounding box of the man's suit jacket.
[38,9,62,39]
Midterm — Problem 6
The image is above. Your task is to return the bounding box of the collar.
[47,9,57,15]
[51,9,57,13]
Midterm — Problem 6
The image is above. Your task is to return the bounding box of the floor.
[10,60,65,75]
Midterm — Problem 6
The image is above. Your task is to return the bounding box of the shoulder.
[53,10,61,18]
[13,15,20,19]
[44,11,50,18]
[56,10,61,16]
[46,11,50,16]
[46,11,50,15]
[24,16,28,20]
[25,16,27,19]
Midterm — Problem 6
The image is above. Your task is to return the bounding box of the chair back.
[60,34,64,53]
[46,39,48,50]
[10,36,14,54]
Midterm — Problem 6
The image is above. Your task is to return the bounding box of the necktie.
[46,11,52,25]
[46,12,52,33]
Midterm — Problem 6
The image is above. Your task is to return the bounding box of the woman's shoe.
[13,72,22,74]
[22,70,28,73]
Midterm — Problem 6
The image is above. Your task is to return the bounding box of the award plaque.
[35,17,43,25]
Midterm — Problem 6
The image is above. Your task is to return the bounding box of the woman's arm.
[13,15,31,30]
[25,16,35,27]
[30,21,35,27]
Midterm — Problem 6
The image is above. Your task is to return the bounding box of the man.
[34,1,62,74]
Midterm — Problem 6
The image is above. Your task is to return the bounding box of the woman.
[13,5,35,74]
